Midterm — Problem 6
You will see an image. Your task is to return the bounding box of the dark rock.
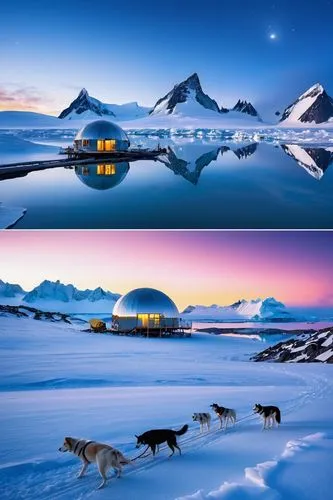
[280,84,333,124]
[251,327,333,363]
[150,73,220,115]
[233,99,260,118]
[59,89,115,119]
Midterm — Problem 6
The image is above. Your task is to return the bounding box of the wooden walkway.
[0,149,165,178]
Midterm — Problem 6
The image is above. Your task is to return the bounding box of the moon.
[269,33,277,40]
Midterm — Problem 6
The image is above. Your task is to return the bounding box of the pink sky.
[0,231,332,309]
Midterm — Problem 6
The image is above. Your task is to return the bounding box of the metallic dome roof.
[75,162,129,191]
[75,120,129,142]
[113,288,179,317]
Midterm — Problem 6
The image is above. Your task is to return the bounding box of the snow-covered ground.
[0,202,26,229]
[0,133,59,164]
[1,111,333,146]
[0,316,332,499]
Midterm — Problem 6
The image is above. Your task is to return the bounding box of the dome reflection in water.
[75,162,130,191]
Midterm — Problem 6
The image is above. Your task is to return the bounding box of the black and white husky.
[210,403,236,430]
[253,403,281,430]
[192,413,211,432]
[58,437,131,489]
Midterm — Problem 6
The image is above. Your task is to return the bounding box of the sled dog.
[192,412,211,432]
[253,403,281,430]
[135,424,188,457]
[210,403,236,429]
[58,437,131,489]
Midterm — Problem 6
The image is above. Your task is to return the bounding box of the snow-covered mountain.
[232,99,261,120]
[0,279,120,313]
[0,280,26,304]
[148,73,263,124]
[182,297,294,321]
[280,84,333,125]
[281,144,333,180]
[0,111,62,129]
[59,89,150,121]
[150,73,220,116]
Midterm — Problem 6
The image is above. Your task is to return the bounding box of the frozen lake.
[1,134,333,228]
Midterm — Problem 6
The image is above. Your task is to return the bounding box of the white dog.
[192,413,211,433]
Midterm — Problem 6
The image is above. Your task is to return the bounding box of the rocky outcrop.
[233,100,261,119]
[0,304,73,323]
[251,328,333,363]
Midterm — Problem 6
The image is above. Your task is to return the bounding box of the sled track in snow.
[1,368,332,500]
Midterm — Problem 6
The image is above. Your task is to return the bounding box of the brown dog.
[59,437,131,489]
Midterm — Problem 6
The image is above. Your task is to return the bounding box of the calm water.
[1,138,333,228]
[193,321,333,331]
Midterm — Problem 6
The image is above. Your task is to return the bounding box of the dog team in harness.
[59,401,281,490]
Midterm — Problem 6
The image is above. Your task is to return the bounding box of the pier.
[0,148,166,180]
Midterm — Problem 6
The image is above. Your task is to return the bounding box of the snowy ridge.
[280,83,333,124]
[0,280,26,298]
[182,297,293,321]
[252,328,333,363]
[0,279,120,313]
[176,432,326,499]
[59,88,150,121]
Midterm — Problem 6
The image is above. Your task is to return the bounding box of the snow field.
[0,316,333,499]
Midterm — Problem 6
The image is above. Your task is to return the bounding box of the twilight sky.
[0,231,332,309]
[0,0,332,117]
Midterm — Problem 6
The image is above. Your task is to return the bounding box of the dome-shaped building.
[112,287,190,336]
[75,162,129,190]
[74,120,130,154]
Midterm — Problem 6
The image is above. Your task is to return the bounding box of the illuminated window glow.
[105,139,116,151]
[97,164,116,175]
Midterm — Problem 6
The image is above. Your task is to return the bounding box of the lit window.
[105,164,116,175]
[97,164,105,175]
[97,140,104,151]
[104,139,116,151]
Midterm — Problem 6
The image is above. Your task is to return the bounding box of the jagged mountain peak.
[58,90,150,121]
[183,72,200,86]
[58,89,116,119]
[280,83,333,124]
[301,83,324,98]
[233,99,260,119]
[78,88,89,97]
[0,279,122,313]
[150,73,220,116]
